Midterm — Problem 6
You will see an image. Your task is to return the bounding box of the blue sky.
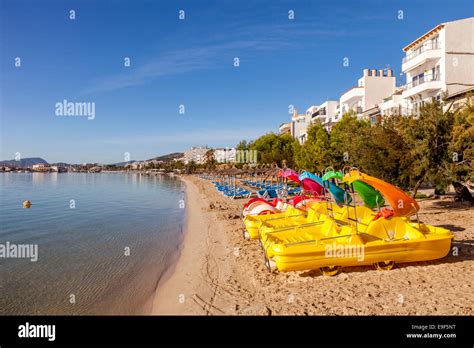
[1,0,473,163]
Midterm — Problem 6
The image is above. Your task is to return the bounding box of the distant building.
[32,163,51,172]
[380,88,405,117]
[311,100,339,131]
[275,16,474,135]
[128,161,146,170]
[279,122,291,135]
[89,166,102,173]
[214,148,236,163]
[339,68,396,123]
[291,108,314,144]
[183,146,209,164]
[444,86,474,112]
[50,165,67,173]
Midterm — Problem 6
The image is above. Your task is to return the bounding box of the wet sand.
[152,175,473,315]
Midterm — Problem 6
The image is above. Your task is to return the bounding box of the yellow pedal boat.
[270,218,453,272]
[266,170,454,274]
[262,205,375,258]
[243,205,305,239]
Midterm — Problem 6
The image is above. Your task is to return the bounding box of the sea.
[0,172,186,314]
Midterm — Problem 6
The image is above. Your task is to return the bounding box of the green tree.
[398,101,454,196]
[236,140,250,151]
[357,115,408,187]
[329,111,371,169]
[249,133,298,167]
[294,122,331,172]
[204,149,217,171]
[185,160,198,174]
[447,99,474,183]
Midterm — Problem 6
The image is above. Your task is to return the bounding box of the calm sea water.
[0,173,185,315]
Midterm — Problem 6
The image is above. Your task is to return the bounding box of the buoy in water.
[23,200,32,208]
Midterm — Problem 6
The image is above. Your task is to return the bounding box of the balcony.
[340,87,364,105]
[381,106,412,116]
[402,41,442,72]
[401,73,444,99]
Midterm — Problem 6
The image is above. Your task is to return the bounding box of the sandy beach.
[152,175,474,315]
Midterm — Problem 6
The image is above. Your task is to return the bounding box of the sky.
[1,0,473,164]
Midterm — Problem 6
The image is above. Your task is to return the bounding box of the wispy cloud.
[83,41,256,94]
[83,21,351,94]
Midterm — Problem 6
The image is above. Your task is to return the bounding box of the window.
[412,72,425,87]
[432,65,440,80]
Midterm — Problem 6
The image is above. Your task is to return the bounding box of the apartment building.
[32,163,51,172]
[290,108,313,144]
[313,100,339,131]
[380,88,406,116]
[183,146,209,164]
[214,147,236,163]
[400,17,474,114]
[279,122,291,135]
[339,68,396,122]
[277,17,473,134]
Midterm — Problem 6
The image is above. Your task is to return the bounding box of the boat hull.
[272,232,453,272]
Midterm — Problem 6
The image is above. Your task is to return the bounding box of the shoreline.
[151,175,232,314]
[152,175,473,315]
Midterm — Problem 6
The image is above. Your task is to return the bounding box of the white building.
[287,101,340,141]
[32,163,51,172]
[279,122,291,135]
[400,17,474,115]
[183,146,209,164]
[380,88,405,117]
[127,161,145,170]
[339,68,396,123]
[214,147,236,163]
[311,100,339,131]
[290,108,314,144]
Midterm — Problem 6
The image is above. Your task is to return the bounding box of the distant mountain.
[148,152,184,162]
[0,157,48,168]
[0,152,185,168]
[111,152,184,166]
[112,160,135,167]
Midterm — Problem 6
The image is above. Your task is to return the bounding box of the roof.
[403,24,444,52]
[445,86,474,99]
[341,86,363,96]
[305,105,319,113]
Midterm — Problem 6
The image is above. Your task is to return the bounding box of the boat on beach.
[241,168,454,275]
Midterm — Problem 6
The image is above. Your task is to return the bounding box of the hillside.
[148,152,184,162]
[0,157,48,167]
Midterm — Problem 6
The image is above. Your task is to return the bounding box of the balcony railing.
[402,41,441,63]
[402,73,441,91]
